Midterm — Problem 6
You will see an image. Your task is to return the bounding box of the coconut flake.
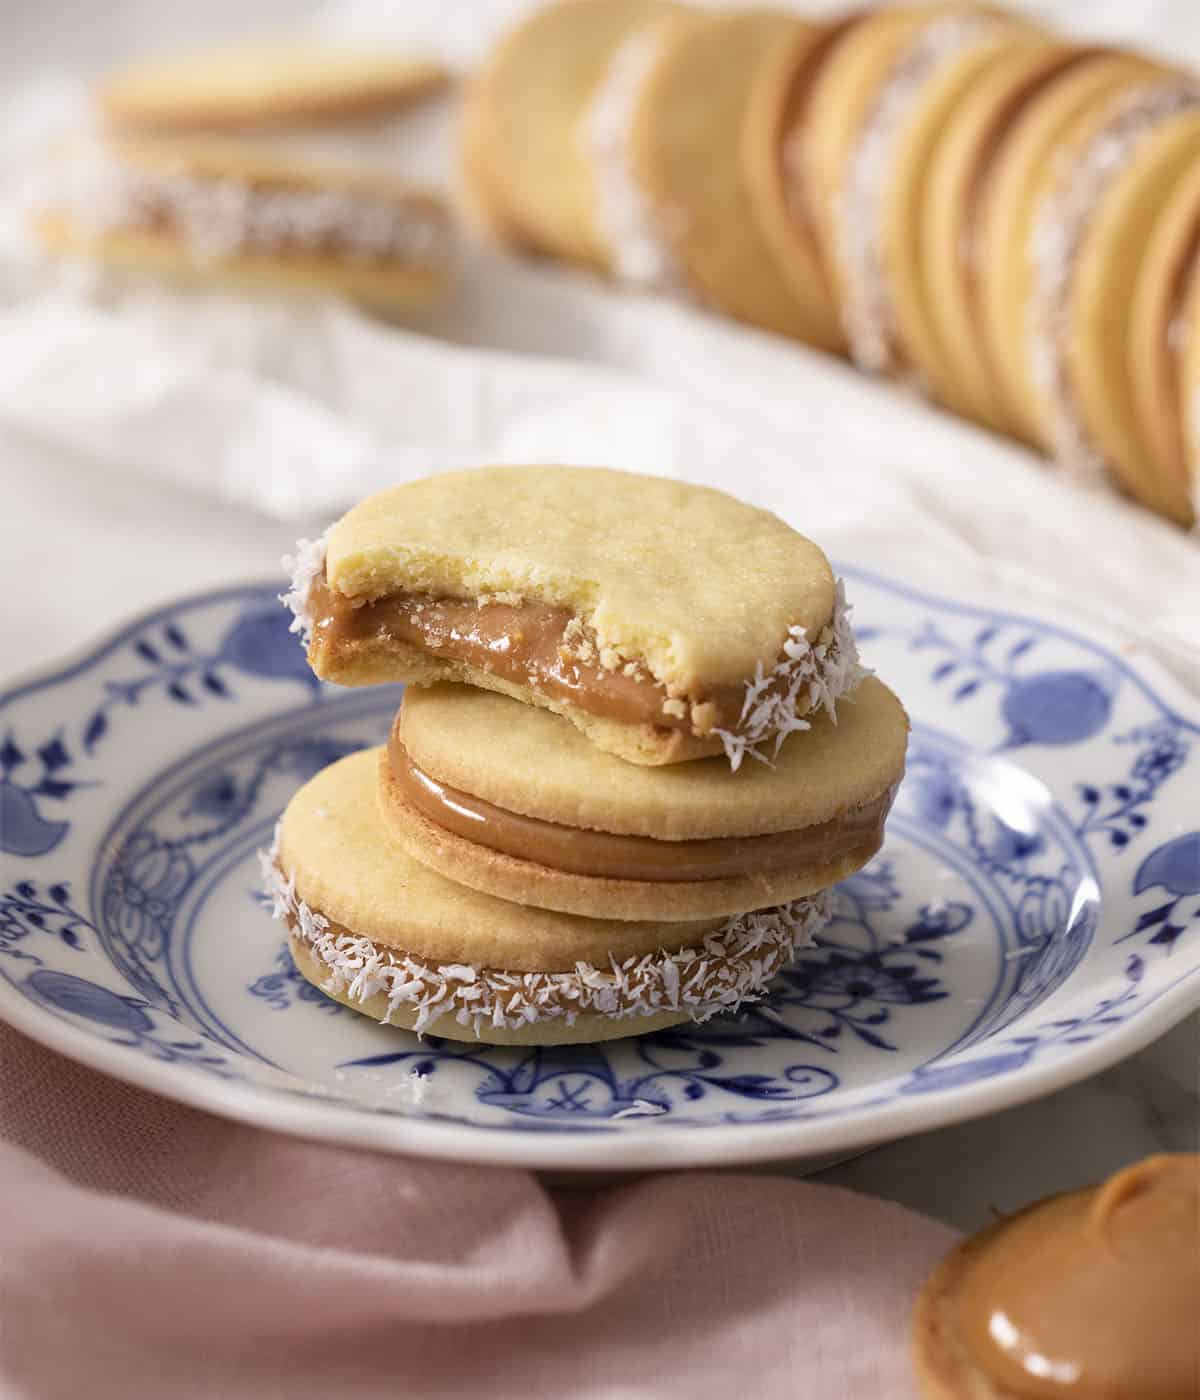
[259,833,833,1038]
[43,136,451,267]
[279,528,329,646]
[1029,80,1200,482]
[583,27,687,290]
[837,12,1001,374]
[713,578,868,772]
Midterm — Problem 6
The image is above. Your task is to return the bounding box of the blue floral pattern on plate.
[0,570,1197,1169]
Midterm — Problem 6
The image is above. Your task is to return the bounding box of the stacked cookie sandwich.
[464,1,1200,529]
[32,40,455,310]
[266,465,909,1045]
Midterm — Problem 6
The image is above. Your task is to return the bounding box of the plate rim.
[1,569,1198,1170]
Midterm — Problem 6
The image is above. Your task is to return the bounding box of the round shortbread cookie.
[919,42,1100,434]
[101,42,448,131]
[381,678,905,921]
[741,17,860,355]
[1127,158,1200,527]
[878,23,1044,401]
[628,8,822,339]
[975,58,1164,448]
[398,677,907,839]
[271,749,835,1044]
[1061,106,1200,498]
[803,3,946,335]
[473,0,672,267]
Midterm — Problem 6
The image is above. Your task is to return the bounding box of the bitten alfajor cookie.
[913,1154,1199,1399]
[263,748,835,1045]
[283,466,865,769]
[381,677,906,920]
[34,137,453,309]
[100,41,448,132]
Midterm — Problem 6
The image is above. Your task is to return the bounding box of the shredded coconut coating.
[837,12,1000,374]
[261,836,832,1038]
[583,28,686,290]
[280,529,330,646]
[714,578,868,772]
[1028,80,1200,481]
[46,138,450,266]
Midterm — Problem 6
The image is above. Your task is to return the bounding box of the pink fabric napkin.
[0,1023,957,1399]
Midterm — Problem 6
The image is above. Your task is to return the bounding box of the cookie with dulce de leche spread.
[380,678,908,921]
[284,465,866,769]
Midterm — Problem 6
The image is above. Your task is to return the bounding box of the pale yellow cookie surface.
[475,0,671,265]
[277,749,723,971]
[630,8,819,338]
[102,42,447,130]
[400,678,907,839]
[323,466,835,695]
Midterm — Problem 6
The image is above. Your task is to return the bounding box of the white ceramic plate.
[1,567,1197,1169]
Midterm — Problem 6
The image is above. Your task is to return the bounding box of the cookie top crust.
[276,749,723,971]
[322,465,836,694]
[101,42,447,131]
[399,676,908,839]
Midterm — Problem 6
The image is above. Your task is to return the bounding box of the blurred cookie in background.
[742,13,866,357]
[468,0,674,268]
[618,8,832,340]
[33,137,453,310]
[101,40,447,133]
[98,38,452,183]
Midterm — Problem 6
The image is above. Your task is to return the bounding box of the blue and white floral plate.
[1,569,1197,1170]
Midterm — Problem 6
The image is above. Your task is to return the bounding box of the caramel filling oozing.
[388,727,894,883]
[957,1154,1200,1399]
[310,574,814,736]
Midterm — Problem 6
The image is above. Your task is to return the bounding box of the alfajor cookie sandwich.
[283,466,866,769]
[1023,76,1200,485]
[263,748,836,1045]
[380,677,907,920]
[913,1154,1199,1400]
[918,44,1153,435]
[741,14,867,357]
[33,136,453,309]
[805,4,1041,380]
[588,7,826,338]
[467,0,674,268]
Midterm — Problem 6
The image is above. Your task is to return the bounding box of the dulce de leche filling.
[957,1154,1200,1398]
[310,573,815,737]
[388,728,895,883]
